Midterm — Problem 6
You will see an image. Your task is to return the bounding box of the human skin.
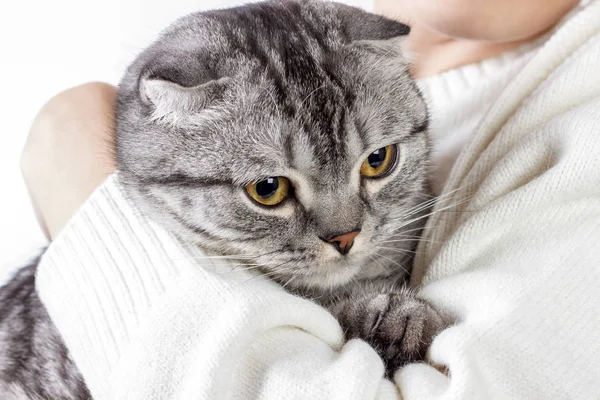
[375,0,579,77]
[21,1,579,238]
[21,82,117,239]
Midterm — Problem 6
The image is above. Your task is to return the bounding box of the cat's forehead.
[194,80,421,186]
[183,61,425,186]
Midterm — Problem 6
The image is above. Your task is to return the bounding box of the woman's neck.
[373,0,580,77]
[403,25,533,78]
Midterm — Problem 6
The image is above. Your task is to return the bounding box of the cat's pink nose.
[325,231,360,255]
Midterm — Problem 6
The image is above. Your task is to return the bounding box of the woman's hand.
[21,82,117,240]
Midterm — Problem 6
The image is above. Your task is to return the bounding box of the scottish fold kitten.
[0,1,445,398]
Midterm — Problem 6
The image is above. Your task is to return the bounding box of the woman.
[22,0,600,398]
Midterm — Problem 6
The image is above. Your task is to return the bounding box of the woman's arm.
[21,82,117,240]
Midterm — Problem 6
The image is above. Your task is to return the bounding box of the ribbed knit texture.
[37,2,600,399]
[418,41,540,195]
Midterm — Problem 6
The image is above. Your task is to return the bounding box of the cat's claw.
[333,290,446,376]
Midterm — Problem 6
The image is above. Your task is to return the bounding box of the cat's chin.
[282,256,370,292]
[306,271,359,291]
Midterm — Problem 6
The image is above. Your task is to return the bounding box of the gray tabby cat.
[0,1,445,398]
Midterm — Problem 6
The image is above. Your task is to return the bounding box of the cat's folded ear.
[336,5,411,60]
[140,77,231,120]
[336,5,410,42]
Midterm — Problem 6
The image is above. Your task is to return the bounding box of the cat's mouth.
[285,250,373,291]
[302,239,410,290]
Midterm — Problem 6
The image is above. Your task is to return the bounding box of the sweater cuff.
[35,174,206,398]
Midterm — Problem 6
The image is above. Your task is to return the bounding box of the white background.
[0,0,372,279]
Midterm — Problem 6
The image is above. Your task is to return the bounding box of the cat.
[0,1,445,398]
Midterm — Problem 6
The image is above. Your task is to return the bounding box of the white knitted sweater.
[37,2,600,399]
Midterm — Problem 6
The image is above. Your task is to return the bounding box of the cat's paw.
[333,290,445,376]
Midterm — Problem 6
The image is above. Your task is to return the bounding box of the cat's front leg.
[328,285,446,376]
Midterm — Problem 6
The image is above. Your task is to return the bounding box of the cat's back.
[0,257,90,399]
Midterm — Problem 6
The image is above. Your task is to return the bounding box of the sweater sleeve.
[36,175,398,400]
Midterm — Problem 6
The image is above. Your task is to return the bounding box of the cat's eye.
[245,177,291,206]
[360,144,398,178]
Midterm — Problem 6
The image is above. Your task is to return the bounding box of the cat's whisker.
[372,252,411,277]
[235,268,285,288]
[227,264,268,271]
[398,189,456,218]
[229,261,292,273]
[203,263,264,267]
[167,254,253,260]
[369,254,392,275]
[400,192,474,221]
[378,246,418,255]
[385,232,425,240]
[171,255,280,266]
[381,237,445,245]
[399,184,476,220]
[175,248,285,263]
[400,196,439,218]
[281,274,298,290]
[389,195,475,233]
[388,225,427,237]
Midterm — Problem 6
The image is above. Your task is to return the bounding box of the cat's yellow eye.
[360,144,397,178]
[246,177,290,206]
